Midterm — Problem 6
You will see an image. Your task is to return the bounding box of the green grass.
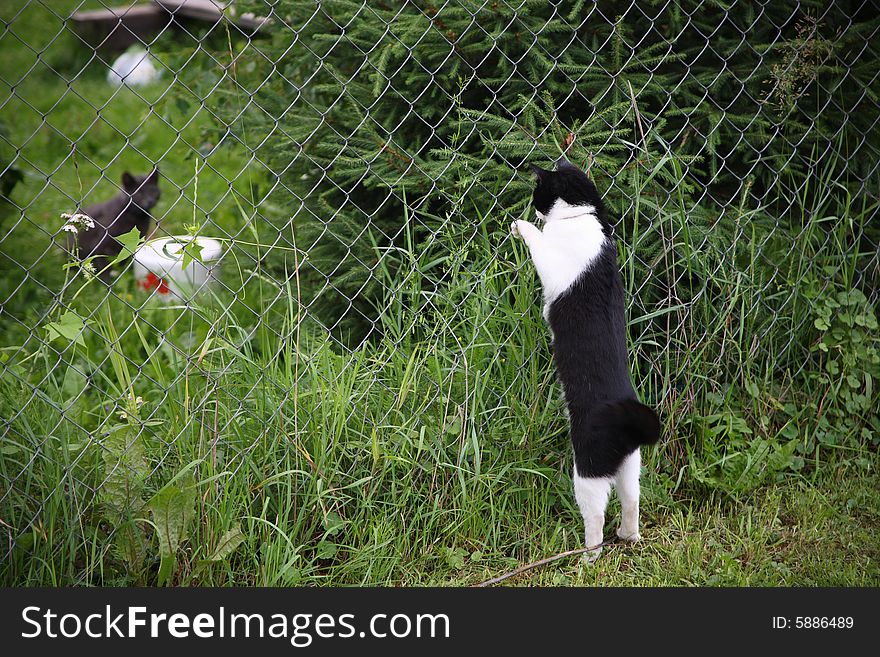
[2,284,877,586]
[1,1,877,587]
[493,464,880,586]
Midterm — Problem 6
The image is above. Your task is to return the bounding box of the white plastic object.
[133,236,223,303]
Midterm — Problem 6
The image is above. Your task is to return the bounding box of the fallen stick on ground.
[475,540,616,587]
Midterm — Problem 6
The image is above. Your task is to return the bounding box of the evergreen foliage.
[204,0,879,342]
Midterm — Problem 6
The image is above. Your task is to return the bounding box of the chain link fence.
[1,1,878,584]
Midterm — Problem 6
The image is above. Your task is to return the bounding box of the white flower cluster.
[118,395,145,420]
[80,259,97,280]
[60,212,95,234]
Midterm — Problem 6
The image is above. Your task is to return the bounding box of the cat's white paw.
[616,527,641,543]
[510,220,521,238]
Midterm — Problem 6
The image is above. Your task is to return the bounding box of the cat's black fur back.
[70,170,160,274]
[536,165,660,478]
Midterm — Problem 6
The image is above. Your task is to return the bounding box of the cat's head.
[529,158,608,229]
[122,169,160,212]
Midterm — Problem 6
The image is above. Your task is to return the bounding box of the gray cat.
[68,169,160,277]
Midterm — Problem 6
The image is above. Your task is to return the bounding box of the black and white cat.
[512,158,661,560]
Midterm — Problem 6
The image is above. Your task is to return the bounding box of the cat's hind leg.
[573,473,612,562]
[614,449,642,542]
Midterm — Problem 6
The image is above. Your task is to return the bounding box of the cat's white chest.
[536,213,606,308]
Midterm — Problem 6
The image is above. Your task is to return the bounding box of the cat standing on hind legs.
[512,158,661,561]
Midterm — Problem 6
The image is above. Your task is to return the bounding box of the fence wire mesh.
[1,0,878,584]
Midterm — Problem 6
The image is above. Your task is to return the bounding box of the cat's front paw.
[510,220,522,239]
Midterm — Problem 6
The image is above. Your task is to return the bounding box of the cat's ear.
[147,168,159,183]
[529,164,550,180]
[121,172,137,190]
[555,157,579,172]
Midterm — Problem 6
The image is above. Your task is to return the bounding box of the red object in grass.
[140,271,170,294]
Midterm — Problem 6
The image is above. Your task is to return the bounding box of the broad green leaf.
[100,424,147,517]
[111,227,145,266]
[113,522,148,573]
[744,380,759,398]
[206,525,246,562]
[44,310,85,346]
[149,476,197,586]
[315,540,337,559]
[61,365,87,401]
[181,239,205,271]
[323,511,345,536]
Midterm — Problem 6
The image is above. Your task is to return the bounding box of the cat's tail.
[591,398,661,450]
